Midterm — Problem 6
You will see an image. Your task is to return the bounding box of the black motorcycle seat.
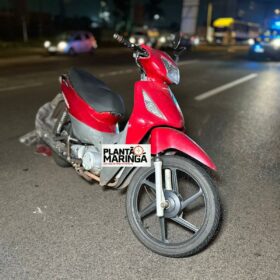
[68,68,125,116]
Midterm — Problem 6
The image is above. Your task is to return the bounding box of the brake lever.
[175,46,186,56]
[173,46,186,63]
[135,46,148,57]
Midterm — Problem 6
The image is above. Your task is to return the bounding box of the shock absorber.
[55,110,68,135]
[154,155,167,217]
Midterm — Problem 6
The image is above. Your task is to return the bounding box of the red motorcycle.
[21,34,221,257]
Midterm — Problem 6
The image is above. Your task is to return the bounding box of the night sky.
[0,0,182,29]
[0,0,280,27]
[198,0,280,26]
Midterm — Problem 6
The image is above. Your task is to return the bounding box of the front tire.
[126,156,221,257]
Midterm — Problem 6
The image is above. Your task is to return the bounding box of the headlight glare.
[159,36,166,43]
[271,38,280,49]
[44,41,51,48]
[161,57,180,84]
[248,38,255,45]
[138,37,145,45]
[57,41,67,51]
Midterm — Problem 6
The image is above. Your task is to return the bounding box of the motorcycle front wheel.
[126,155,221,257]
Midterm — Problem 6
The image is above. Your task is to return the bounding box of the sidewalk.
[0,47,43,58]
[0,47,130,67]
[194,44,249,53]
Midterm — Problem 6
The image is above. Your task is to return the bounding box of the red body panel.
[138,45,176,84]
[59,44,216,171]
[149,127,217,171]
[61,80,119,133]
[125,81,184,144]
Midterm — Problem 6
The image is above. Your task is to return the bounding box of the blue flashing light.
[271,21,280,30]
[253,44,264,53]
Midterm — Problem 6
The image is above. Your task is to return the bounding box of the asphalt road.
[0,48,279,280]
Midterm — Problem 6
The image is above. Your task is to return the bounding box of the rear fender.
[149,127,217,171]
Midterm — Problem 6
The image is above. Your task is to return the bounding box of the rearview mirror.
[172,33,181,50]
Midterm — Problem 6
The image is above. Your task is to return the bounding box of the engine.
[71,144,101,174]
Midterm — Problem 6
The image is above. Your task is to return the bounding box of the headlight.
[44,41,51,48]
[161,57,180,85]
[143,91,165,119]
[159,36,166,43]
[129,37,136,44]
[271,38,280,49]
[138,37,145,45]
[248,38,255,45]
[57,41,67,51]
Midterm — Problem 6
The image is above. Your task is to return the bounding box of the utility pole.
[38,0,43,38]
[21,15,28,42]
[12,0,29,42]
[206,2,213,43]
[126,0,134,33]
[180,0,200,35]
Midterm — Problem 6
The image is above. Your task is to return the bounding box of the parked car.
[44,31,97,55]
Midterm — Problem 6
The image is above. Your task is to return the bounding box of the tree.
[11,0,28,42]
[145,0,163,22]
[112,0,133,33]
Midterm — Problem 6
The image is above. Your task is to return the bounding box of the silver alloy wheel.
[126,156,221,257]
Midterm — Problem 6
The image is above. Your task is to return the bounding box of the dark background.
[0,0,280,41]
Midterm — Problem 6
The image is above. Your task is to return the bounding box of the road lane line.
[0,82,44,92]
[177,60,198,66]
[195,73,258,101]
[98,60,198,78]
[0,60,199,92]
[99,69,133,77]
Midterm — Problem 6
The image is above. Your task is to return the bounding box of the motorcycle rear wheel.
[126,155,221,257]
[52,151,71,167]
[52,106,72,168]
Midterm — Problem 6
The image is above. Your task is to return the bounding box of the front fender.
[149,127,217,171]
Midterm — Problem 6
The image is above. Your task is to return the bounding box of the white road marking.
[177,59,198,66]
[0,82,43,92]
[195,73,258,101]
[98,60,198,77]
[0,60,198,92]
[99,69,133,77]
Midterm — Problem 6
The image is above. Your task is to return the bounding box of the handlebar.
[113,33,131,48]
[113,33,148,56]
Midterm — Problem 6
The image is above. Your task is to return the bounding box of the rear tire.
[52,151,71,168]
[52,105,72,168]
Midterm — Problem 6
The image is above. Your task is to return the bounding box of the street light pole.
[206,2,213,43]
[21,15,28,42]
[126,0,134,33]
[13,0,29,42]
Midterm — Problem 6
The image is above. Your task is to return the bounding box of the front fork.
[154,155,172,217]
